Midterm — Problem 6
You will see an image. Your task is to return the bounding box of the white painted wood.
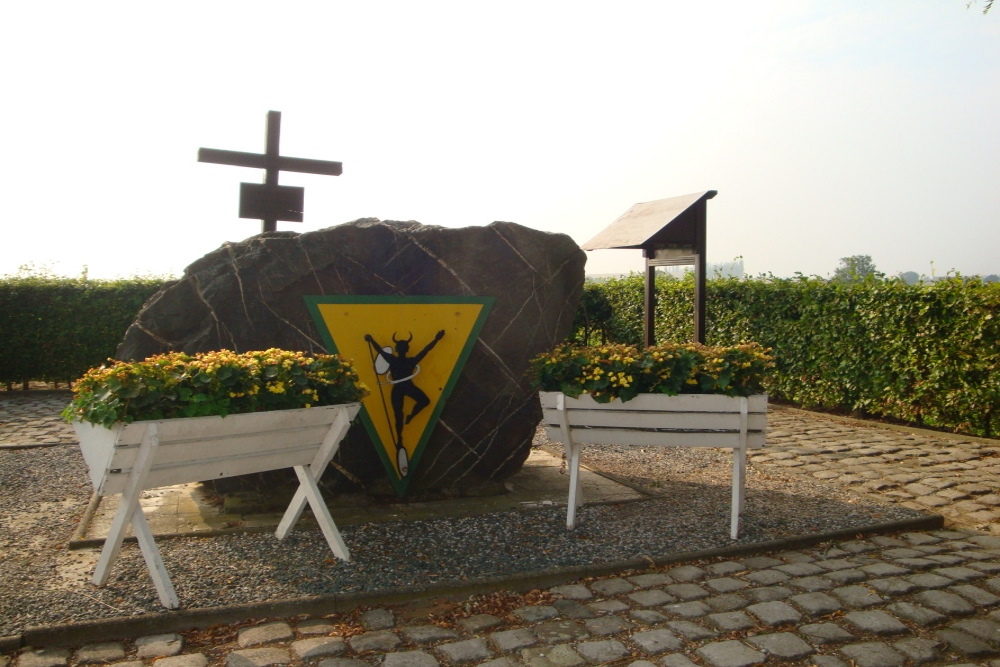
[276,406,353,557]
[73,403,360,608]
[92,422,160,587]
[540,391,767,539]
[132,507,179,608]
[76,405,357,495]
[542,427,765,449]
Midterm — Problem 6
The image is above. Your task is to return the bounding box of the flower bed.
[62,348,369,427]
[60,348,370,609]
[528,341,773,401]
[531,342,773,538]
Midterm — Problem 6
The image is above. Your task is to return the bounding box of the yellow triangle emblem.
[306,296,494,495]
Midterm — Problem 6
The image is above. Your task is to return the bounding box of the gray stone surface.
[664,601,711,618]
[574,640,629,664]
[891,637,940,664]
[695,640,766,667]
[839,642,905,667]
[520,644,584,667]
[347,630,401,653]
[490,628,537,653]
[666,621,717,641]
[799,622,856,644]
[629,629,683,654]
[630,609,669,625]
[75,643,126,664]
[935,628,996,657]
[296,619,336,636]
[666,566,707,582]
[135,635,184,660]
[400,625,459,644]
[153,656,208,667]
[360,608,395,630]
[590,578,635,596]
[550,584,593,600]
[951,617,1000,642]
[115,219,585,494]
[831,585,884,608]
[658,655,700,667]
[237,623,293,648]
[746,632,814,659]
[789,592,842,616]
[457,614,502,632]
[382,651,440,667]
[514,605,559,622]
[290,638,346,660]
[628,589,675,607]
[843,610,910,635]
[15,649,69,667]
[552,599,595,619]
[436,638,492,664]
[914,589,977,616]
[746,600,802,626]
[533,620,588,644]
[225,648,292,667]
[582,616,631,636]
[664,584,709,601]
[706,611,756,632]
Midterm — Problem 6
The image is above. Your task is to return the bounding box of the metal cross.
[198,110,342,233]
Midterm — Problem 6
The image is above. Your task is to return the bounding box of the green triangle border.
[304,294,495,495]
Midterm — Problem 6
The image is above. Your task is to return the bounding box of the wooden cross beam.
[198,111,342,233]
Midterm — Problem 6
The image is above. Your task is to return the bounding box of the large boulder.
[117,219,585,496]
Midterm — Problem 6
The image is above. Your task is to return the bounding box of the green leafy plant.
[529,342,773,403]
[62,348,370,428]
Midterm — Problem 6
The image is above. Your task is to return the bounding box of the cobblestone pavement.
[761,407,1000,536]
[3,394,1000,666]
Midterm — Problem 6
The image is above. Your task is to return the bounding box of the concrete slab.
[74,448,645,543]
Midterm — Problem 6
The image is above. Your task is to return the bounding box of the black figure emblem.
[364,330,445,477]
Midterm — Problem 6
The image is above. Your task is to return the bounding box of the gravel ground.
[0,423,930,638]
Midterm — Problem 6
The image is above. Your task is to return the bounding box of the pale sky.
[2,1,998,280]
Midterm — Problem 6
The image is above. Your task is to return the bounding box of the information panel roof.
[582,190,717,250]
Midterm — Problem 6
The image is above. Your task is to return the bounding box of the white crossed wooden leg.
[91,423,179,609]
[729,397,749,540]
[276,408,351,560]
[555,393,586,530]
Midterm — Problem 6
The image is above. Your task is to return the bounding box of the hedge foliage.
[576,274,1000,438]
[4,272,998,439]
[0,275,166,387]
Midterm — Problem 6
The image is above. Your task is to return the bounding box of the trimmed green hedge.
[580,274,1000,438]
[5,272,998,439]
[0,276,167,387]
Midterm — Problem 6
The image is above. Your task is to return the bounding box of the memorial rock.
[117,219,586,496]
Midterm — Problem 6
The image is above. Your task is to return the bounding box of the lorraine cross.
[198,110,342,233]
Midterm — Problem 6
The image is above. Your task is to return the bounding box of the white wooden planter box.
[539,391,767,539]
[73,403,360,608]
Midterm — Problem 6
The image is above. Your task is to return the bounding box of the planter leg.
[730,397,749,540]
[132,508,179,608]
[276,407,351,561]
[93,423,159,587]
[555,392,584,530]
[566,441,583,530]
[293,464,350,560]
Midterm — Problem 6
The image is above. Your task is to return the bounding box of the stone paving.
[3,394,1000,666]
[7,531,1000,666]
[761,407,1000,536]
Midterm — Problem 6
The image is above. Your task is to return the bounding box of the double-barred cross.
[198,110,342,233]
